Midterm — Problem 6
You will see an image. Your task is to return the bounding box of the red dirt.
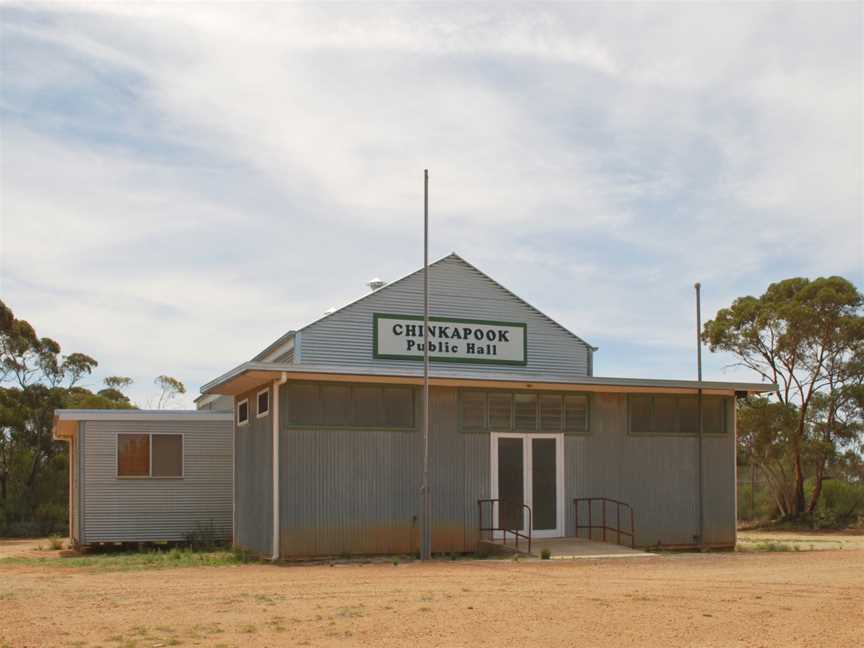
[1,546,862,647]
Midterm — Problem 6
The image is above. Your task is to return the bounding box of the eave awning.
[200,361,777,398]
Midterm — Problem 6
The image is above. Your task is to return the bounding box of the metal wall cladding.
[297,255,591,377]
[278,386,489,557]
[234,386,274,557]
[79,419,232,544]
[235,383,735,556]
[564,393,735,547]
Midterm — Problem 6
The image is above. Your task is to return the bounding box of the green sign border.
[372,312,528,366]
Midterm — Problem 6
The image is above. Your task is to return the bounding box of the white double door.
[490,432,564,539]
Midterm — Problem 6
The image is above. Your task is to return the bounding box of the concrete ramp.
[530,537,655,560]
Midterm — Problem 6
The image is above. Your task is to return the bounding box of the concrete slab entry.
[530,537,656,560]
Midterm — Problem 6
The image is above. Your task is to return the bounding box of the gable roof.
[251,252,595,363]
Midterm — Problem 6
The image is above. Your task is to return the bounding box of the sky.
[1,2,861,408]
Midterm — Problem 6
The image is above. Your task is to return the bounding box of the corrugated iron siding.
[564,393,735,547]
[269,386,734,555]
[278,386,489,557]
[298,256,590,377]
[79,419,232,544]
[234,386,274,557]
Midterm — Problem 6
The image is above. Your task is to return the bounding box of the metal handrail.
[478,498,532,555]
[574,497,636,548]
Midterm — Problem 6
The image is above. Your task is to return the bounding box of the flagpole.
[421,169,431,560]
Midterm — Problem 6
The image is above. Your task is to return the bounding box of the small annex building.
[52,410,233,547]
[201,253,774,559]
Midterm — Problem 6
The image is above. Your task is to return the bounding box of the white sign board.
[373,313,527,365]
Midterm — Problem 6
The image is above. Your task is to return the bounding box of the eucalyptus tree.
[703,277,863,518]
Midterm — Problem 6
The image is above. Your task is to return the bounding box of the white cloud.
[1,2,860,402]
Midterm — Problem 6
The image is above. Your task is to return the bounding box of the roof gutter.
[272,371,288,562]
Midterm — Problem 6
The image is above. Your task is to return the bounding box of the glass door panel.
[531,437,557,531]
[497,437,524,530]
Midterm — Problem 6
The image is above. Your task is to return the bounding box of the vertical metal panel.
[79,419,232,543]
[77,422,84,545]
[298,255,591,378]
[565,393,735,547]
[278,385,489,557]
[234,386,274,556]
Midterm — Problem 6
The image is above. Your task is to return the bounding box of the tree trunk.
[808,461,825,514]
[792,414,807,517]
[793,453,806,516]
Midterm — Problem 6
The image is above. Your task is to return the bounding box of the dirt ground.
[1,536,862,648]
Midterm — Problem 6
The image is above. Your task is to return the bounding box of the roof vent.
[367,277,387,292]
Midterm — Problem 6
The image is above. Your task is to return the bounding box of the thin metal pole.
[421,170,431,560]
[695,282,705,550]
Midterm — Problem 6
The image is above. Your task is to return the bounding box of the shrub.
[540,548,551,560]
[812,480,864,528]
[184,519,227,550]
[47,535,64,550]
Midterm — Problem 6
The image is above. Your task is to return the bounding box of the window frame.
[459,389,591,435]
[256,388,270,419]
[627,394,730,436]
[116,432,184,480]
[283,381,417,431]
[237,398,250,426]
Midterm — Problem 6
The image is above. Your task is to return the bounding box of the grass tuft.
[0,547,252,572]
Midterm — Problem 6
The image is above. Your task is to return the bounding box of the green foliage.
[736,480,776,522]
[154,375,186,409]
[0,299,136,537]
[808,479,864,528]
[705,276,863,518]
[540,548,551,560]
[184,519,228,551]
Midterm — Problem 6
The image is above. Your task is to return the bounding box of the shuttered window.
[702,398,725,435]
[382,387,414,429]
[461,392,486,430]
[118,433,182,478]
[354,385,384,427]
[629,395,653,435]
[285,382,415,430]
[514,394,537,431]
[678,397,699,434]
[286,383,322,426]
[321,384,352,426]
[564,395,589,433]
[629,395,728,435]
[460,390,590,434]
[488,393,512,430]
[539,394,563,431]
[653,396,678,434]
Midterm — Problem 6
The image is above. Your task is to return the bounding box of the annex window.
[237,399,249,426]
[628,395,729,435]
[256,388,270,418]
[460,390,590,434]
[117,433,183,478]
[117,434,149,477]
[285,382,415,430]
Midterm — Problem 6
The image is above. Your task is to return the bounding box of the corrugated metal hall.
[203,253,775,559]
